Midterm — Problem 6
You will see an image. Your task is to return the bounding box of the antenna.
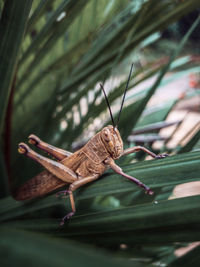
[116,63,134,127]
[100,83,115,127]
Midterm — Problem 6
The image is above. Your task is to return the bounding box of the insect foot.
[60,212,75,226]
[155,153,169,159]
[18,143,30,154]
[28,134,41,145]
[145,188,154,195]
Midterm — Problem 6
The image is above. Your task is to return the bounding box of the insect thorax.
[82,132,109,164]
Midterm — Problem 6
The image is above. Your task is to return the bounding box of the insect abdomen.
[14,170,66,200]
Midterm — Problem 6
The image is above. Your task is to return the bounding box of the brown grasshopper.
[16,65,167,225]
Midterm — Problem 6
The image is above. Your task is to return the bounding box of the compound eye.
[103,130,111,142]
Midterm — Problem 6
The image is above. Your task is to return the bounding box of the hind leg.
[18,143,77,183]
[18,143,80,225]
[28,134,72,160]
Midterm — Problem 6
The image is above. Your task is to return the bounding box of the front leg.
[105,158,153,195]
[28,134,72,160]
[122,146,168,159]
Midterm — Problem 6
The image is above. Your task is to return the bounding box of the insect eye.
[104,130,110,142]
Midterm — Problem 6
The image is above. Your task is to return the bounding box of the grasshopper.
[16,64,167,225]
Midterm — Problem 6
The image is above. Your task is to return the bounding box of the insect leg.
[18,143,77,183]
[28,134,72,160]
[60,175,99,225]
[122,146,168,159]
[60,190,76,226]
[105,158,153,195]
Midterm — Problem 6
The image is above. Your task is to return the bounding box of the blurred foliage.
[0,0,200,266]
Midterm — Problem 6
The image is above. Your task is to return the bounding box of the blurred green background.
[0,0,200,266]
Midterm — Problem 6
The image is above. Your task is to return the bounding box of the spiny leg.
[18,143,77,183]
[105,158,153,195]
[28,134,72,161]
[59,175,99,225]
[59,190,76,226]
[122,145,168,159]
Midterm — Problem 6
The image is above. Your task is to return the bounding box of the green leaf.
[0,0,33,197]
[178,129,200,154]
[0,227,137,267]
[17,0,90,89]
[136,100,177,128]
[0,0,32,134]
[25,0,53,34]
[2,151,200,224]
[117,13,200,139]
[5,195,200,246]
[0,195,63,222]
[0,152,9,197]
